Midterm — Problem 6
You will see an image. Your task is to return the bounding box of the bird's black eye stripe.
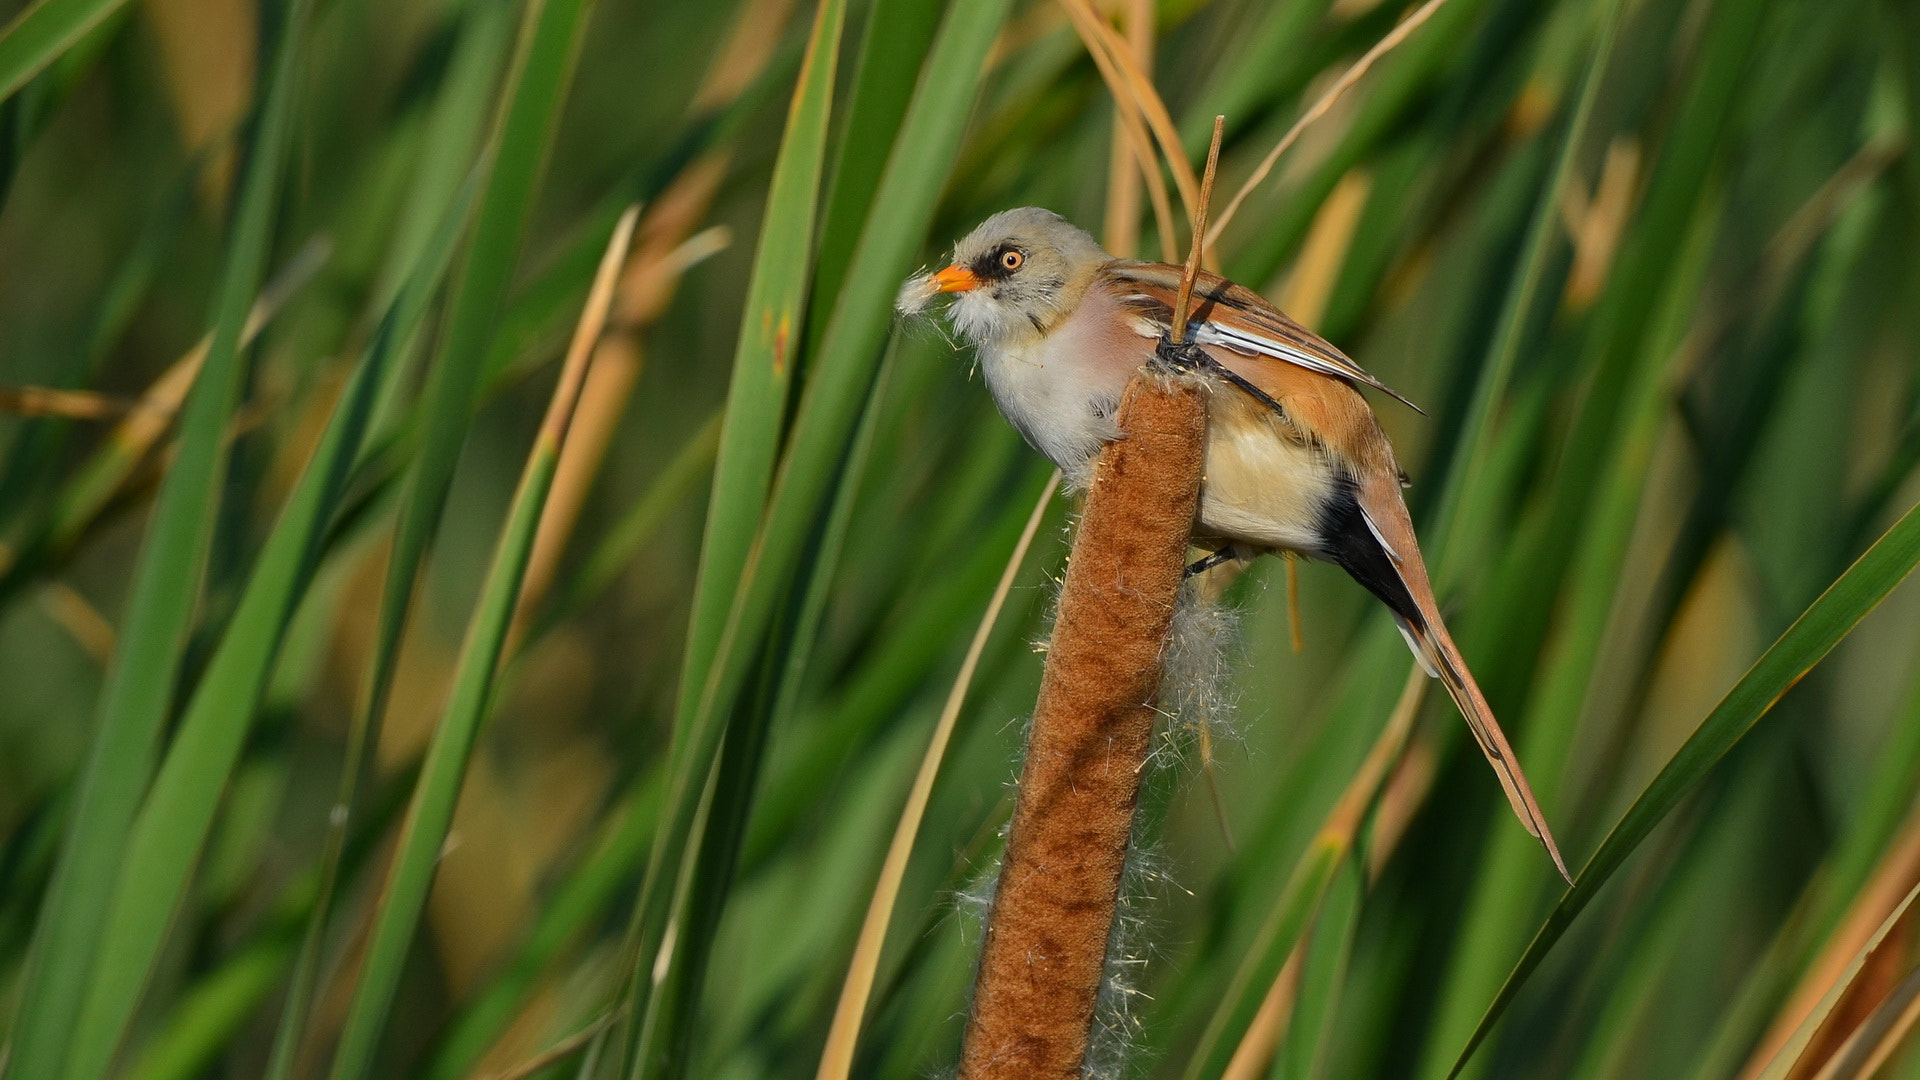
[973,244,1025,281]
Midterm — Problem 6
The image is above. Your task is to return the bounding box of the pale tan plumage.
[904,206,1569,881]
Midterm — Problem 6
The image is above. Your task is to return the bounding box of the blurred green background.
[1,0,1918,1077]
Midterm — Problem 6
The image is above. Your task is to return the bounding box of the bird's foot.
[1185,546,1240,578]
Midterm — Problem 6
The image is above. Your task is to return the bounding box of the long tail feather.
[1396,613,1571,883]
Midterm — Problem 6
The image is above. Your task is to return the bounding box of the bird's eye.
[1000,249,1024,271]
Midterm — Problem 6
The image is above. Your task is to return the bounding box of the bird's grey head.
[903,208,1110,346]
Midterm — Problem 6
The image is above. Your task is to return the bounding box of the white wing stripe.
[1192,322,1357,381]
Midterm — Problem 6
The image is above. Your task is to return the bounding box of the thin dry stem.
[1208,0,1452,247]
[37,582,116,663]
[814,472,1061,1080]
[1739,801,1920,1080]
[1169,117,1224,345]
[1210,663,1425,1079]
[1058,0,1179,261]
[538,207,640,471]
[502,206,640,656]
[1055,0,1198,218]
[1220,949,1303,1080]
[508,176,728,651]
[477,1006,623,1080]
[1102,0,1154,258]
[0,387,142,420]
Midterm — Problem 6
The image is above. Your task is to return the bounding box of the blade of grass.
[61,155,489,1080]
[801,0,943,364]
[269,0,598,1069]
[424,771,664,1080]
[619,0,1020,1064]
[633,339,898,1080]
[669,0,847,792]
[607,0,856,1054]
[1421,0,1775,1066]
[814,470,1059,1080]
[1180,664,1427,1080]
[324,204,640,1080]
[57,215,401,1080]
[0,0,129,105]
[118,938,296,1080]
[1754,880,1920,1080]
[0,236,328,601]
[1446,495,1920,1078]
[1738,795,1920,1080]
[3,0,315,1068]
[1206,0,1453,247]
[1426,0,1625,582]
[1217,0,1494,288]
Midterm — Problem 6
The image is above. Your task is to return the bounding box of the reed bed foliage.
[0,0,1917,1078]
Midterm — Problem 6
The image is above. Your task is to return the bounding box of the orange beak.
[932,264,979,293]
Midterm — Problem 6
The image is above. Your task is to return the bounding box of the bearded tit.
[900,206,1569,881]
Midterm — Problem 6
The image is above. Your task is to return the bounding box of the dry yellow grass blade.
[1215,662,1427,1077]
[1055,0,1195,231]
[813,470,1061,1080]
[1056,0,1177,260]
[37,581,116,663]
[507,207,731,650]
[1740,801,1920,1080]
[1208,0,1453,247]
[1101,0,1154,258]
[1807,970,1920,1080]
[0,386,141,420]
[1276,168,1373,326]
[143,0,256,202]
[1220,949,1304,1080]
[1764,879,1920,1080]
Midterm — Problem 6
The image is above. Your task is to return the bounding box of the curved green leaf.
[4,0,316,1071]
[1447,495,1920,1078]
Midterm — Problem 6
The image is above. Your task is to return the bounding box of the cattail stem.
[955,373,1206,1079]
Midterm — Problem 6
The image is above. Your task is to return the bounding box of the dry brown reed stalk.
[0,387,141,420]
[1057,0,1178,261]
[36,582,117,663]
[1220,950,1304,1080]
[813,472,1062,1080]
[1102,0,1154,259]
[1056,0,1198,217]
[506,176,730,652]
[955,119,1222,1080]
[1738,800,1920,1080]
[1208,0,1453,247]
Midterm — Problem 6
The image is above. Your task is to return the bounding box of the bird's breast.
[975,323,1134,487]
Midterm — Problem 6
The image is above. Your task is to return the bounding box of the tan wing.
[1101,261,1422,412]
[1355,470,1571,883]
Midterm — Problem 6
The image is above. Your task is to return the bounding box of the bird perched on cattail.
[899,206,1569,882]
